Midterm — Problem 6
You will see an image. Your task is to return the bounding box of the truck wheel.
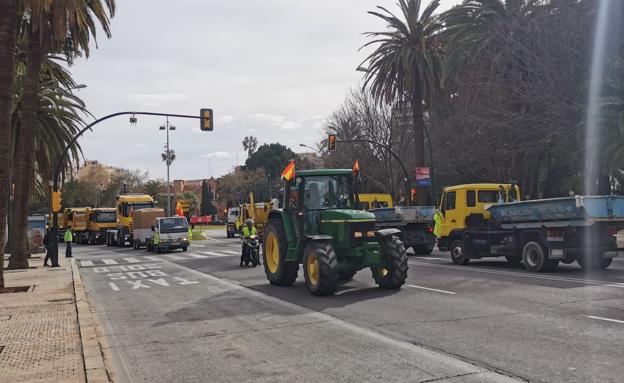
[505,255,522,265]
[577,255,612,270]
[450,240,470,265]
[182,246,187,252]
[522,241,558,272]
[338,270,357,281]
[262,219,299,286]
[303,242,338,296]
[373,236,408,289]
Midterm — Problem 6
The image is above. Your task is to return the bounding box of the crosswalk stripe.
[80,260,94,267]
[102,259,118,265]
[201,251,233,258]
[186,253,209,259]
[123,257,141,263]
[164,254,185,260]
[223,250,240,255]
[144,256,161,262]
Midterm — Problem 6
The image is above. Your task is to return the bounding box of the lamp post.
[160,117,176,216]
[299,143,320,154]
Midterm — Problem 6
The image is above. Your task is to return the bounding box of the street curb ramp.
[70,258,111,383]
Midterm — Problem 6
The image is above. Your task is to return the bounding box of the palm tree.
[440,0,538,88]
[360,0,443,205]
[242,135,258,157]
[143,180,165,199]
[0,0,20,289]
[9,0,115,269]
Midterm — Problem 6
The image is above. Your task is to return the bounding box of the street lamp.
[160,117,176,215]
[299,143,320,154]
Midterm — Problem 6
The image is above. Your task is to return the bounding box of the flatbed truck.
[437,184,624,272]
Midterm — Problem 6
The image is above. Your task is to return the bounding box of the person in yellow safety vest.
[433,209,442,246]
[240,219,257,267]
[188,223,193,242]
[64,226,74,258]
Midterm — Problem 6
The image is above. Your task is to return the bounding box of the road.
[73,230,624,383]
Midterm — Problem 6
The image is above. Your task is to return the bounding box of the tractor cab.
[262,168,408,296]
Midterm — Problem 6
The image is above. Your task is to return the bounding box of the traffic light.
[328,134,337,151]
[200,108,213,131]
[52,191,62,213]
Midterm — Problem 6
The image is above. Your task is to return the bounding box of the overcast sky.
[70,0,459,181]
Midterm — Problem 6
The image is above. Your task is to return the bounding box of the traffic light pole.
[49,111,209,266]
[336,139,412,206]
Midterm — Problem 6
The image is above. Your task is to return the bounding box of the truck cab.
[68,207,91,244]
[437,183,519,251]
[107,194,155,246]
[87,208,116,244]
[226,207,240,238]
[151,216,190,253]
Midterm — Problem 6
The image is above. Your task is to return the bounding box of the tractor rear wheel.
[262,219,299,286]
[303,242,338,296]
[373,236,408,289]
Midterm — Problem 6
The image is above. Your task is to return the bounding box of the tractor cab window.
[303,175,354,210]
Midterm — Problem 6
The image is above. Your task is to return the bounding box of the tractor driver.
[240,219,257,267]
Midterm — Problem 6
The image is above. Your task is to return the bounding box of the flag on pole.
[352,159,360,175]
[281,160,295,181]
[176,200,184,217]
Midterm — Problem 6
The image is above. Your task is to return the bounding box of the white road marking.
[409,260,624,289]
[415,257,443,261]
[144,256,161,262]
[186,253,209,259]
[108,282,120,291]
[80,260,95,267]
[123,257,141,263]
[102,259,119,265]
[201,251,234,258]
[335,287,362,296]
[582,315,624,325]
[163,254,185,260]
[222,250,240,255]
[407,284,456,295]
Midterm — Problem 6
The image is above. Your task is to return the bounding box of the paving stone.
[0,261,86,383]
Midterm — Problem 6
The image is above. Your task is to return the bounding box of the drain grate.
[1,285,33,293]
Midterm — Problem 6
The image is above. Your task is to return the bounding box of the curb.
[70,258,110,383]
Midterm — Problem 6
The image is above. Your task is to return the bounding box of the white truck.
[132,209,190,253]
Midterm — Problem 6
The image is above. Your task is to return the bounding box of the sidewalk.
[0,255,106,383]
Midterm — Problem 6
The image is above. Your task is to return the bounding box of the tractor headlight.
[354,231,363,238]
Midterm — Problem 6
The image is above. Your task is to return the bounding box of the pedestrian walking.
[64,226,73,258]
[43,228,52,266]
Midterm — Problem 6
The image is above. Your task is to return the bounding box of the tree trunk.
[0,0,19,286]
[411,98,427,205]
[8,32,42,270]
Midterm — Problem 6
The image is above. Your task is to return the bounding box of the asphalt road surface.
[73,230,624,383]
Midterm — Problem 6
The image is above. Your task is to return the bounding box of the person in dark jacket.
[43,229,52,266]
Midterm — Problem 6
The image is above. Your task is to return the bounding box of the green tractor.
[262,169,408,296]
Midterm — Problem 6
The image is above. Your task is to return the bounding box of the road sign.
[416,167,431,187]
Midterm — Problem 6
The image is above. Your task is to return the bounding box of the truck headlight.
[182,237,188,241]
[354,232,363,238]
[367,231,375,237]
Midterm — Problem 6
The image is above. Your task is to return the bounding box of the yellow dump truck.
[106,193,155,247]
[237,201,276,239]
[62,207,90,244]
[86,208,117,245]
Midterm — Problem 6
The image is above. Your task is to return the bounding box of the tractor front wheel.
[262,219,299,286]
[303,242,338,296]
[372,236,408,289]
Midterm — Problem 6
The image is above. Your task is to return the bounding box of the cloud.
[219,115,235,124]
[133,143,149,149]
[201,151,232,159]
[128,93,190,109]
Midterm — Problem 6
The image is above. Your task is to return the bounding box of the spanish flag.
[281,160,295,181]
[176,200,184,217]
[352,159,360,175]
